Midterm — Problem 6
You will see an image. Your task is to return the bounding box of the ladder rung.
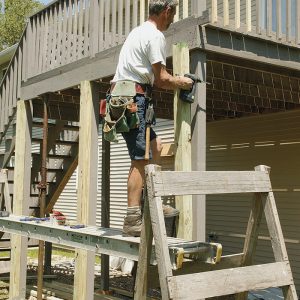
[168,262,293,299]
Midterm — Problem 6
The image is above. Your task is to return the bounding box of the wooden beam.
[168,262,293,299]
[9,100,32,299]
[173,43,192,240]
[190,50,206,241]
[73,81,99,300]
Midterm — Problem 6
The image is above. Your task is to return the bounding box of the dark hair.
[149,0,178,16]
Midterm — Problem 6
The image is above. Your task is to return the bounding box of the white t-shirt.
[112,21,166,85]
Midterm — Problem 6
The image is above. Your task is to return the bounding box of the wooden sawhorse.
[135,164,298,300]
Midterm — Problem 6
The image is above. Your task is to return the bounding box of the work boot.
[123,207,142,237]
[162,204,180,217]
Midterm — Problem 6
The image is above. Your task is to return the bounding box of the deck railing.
[0,0,193,142]
[23,0,193,80]
[209,0,300,46]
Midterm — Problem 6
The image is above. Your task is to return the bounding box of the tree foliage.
[0,0,43,51]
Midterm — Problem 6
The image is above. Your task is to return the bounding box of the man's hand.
[176,75,193,90]
[152,63,193,90]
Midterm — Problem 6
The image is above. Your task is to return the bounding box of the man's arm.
[152,62,193,90]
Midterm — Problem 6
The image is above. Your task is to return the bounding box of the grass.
[28,247,101,264]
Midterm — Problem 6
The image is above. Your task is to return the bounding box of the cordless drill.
[179,73,202,104]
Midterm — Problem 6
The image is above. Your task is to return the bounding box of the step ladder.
[135,164,298,300]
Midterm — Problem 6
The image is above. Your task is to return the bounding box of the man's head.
[149,0,178,31]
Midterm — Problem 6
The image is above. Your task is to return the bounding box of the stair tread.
[32,138,78,145]
[32,153,71,159]
[32,121,79,131]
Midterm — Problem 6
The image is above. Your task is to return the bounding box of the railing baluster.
[276,0,282,40]
[17,44,22,100]
[4,81,8,127]
[78,0,84,58]
[182,0,188,19]
[8,68,13,116]
[84,0,90,56]
[0,90,3,134]
[99,0,104,51]
[61,1,68,65]
[37,14,44,73]
[42,10,49,72]
[118,0,124,44]
[256,0,261,34]
[235,0,240,29]
[104,0,110,49]
[72,0,79,60]
[12,57,18,108]
[52,3,59,68]
[296,0,300,44]
[125,0,130,36]
[56,1,63,66]
[34,15,41,74]
[47,7,54,69]
[133,0,138,28]
[223,0,229,26]
[174,2,179,22]
[66,0,73,63]
[32,17,37,77]
[90,0,99,57]
[246,0,251,32]
[111,0,117,46]
[286,0,291,42]
[140,0,145,24]
[211,0,218,24]
[267,0,272,37]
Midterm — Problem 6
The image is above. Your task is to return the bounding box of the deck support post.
[191,50,207,241]
[173,43,192,240]
[73,81,99,299]
[9,100,32,299]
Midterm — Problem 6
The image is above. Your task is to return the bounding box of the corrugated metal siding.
[55,118,174,229]
[206,110,300,292]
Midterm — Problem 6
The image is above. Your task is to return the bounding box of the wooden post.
[190,50,206,241]
[173,43,192,240]
[9,100,32,299]
[73,81,99,300]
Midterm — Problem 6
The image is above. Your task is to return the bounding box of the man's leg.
[123,137,162,236]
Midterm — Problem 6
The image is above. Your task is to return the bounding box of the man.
[112,0,193,236]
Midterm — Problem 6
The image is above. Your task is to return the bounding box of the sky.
[40,0,52,4]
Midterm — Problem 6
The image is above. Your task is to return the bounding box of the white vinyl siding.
[206,110,300,292]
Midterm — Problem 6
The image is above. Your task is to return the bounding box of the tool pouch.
[103,81,140,143]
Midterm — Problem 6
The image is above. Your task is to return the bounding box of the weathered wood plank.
[173,43,192,240]
[111,0,117,46]
[134,195,153,299]
[169,262,293,300]
[61,0,68,65]
[245,0,251,31]
[118,0,123,44]
[235,0,240,29]
[132,0,138,28]
[90,0,98,57]
[66,0,73,63]
[267,0,272,37]
[182,0,188,19]
[125,0,130,36]
[276,0,282,40]
[153,170,272,196]
[256,0,261,34]
[211,0,217,23]
[104,0,111,48]
[235,165,266,300]
[223,0,229,26]
[286,0,291,42]
[146,164,173,300]
[98,0,104,51]
[83,0,90,56]
[296,0,300,44]
[56,1,63,66]
[139,0,145,24]
[42,10,49,72]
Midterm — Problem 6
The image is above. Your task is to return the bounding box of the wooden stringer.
[134,164,298,300]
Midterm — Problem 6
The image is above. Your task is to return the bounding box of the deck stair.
[134,164,298,300]
[0,118,79,262]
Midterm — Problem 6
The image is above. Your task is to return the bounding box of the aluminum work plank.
[0,215,221,268]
